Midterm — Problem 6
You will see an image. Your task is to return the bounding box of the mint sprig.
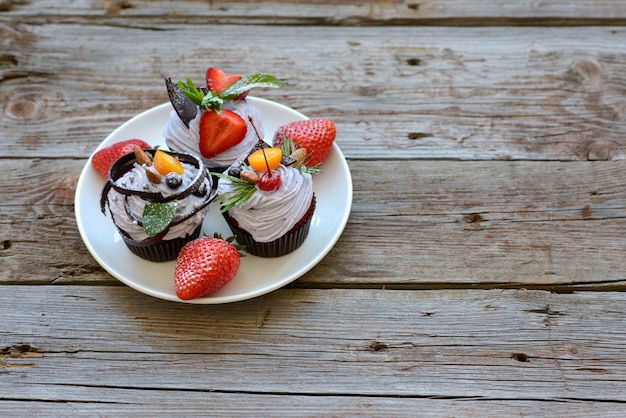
[143,201,177,236]
[177,78,225,112]
[176,72,285,112]
[211,172,257,212]
[220,74,286,101]
[176,77,204,106]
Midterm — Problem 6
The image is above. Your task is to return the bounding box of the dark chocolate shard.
[165,77,198,128]
[251,140,270,152]
[281,155,297,166]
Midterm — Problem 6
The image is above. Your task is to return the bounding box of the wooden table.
[2,1,626,415]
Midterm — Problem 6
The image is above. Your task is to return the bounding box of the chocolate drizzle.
[100,149,209,214]
[113,205,210,247]
[100,149,217,248]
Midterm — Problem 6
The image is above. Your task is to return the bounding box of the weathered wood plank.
[3,0,626,24]
[2,159,625,289]
[2,286,626,413]
[1,396,624,418]
[2,23,626,161]
[3,1,625,414]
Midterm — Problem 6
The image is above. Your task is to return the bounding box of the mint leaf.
[177,77,205,107]
[220,74,286,101]
[201,91,224,113]
[143,201,177,236]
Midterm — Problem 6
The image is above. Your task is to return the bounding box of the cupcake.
[215,141,319,257]
[100,147,216,262]
[163,67,285,172]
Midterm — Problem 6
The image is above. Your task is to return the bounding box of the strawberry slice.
[91,138,151,177]
[206,68,241,95]
[198,109,247,158]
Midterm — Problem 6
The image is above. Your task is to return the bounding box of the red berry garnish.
[198,109,247,158]
[205,68,241,95]
[174,235,242,300]
[273,118,336,167]
[258,170,281,191]
[91,138,151,177]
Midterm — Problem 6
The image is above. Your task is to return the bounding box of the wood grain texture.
[1,398,623,418]
[3,0,626,24]
[3,0,626,415]
[1,23,626,161]
[2,286,626,416]
[2,158,625,289]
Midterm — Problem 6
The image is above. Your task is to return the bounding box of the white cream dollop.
[217,165,313,243]
[107,162,211,241]
[163,99,263,168]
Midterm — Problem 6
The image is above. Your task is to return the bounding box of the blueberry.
[228,166,242,178]
[165,172,183,189]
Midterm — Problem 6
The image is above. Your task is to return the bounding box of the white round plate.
[75,97,352,304]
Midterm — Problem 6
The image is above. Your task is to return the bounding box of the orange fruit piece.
[153,150,184,175]
[248,147,282,171]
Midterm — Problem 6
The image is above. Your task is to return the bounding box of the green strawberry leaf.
[143,201,178,236]
[219,74,286,101]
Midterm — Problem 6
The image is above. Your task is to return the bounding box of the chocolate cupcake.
[222,194,316,257]
[100,148,216,262]
[215,142,319,257]
[162,68,285,176]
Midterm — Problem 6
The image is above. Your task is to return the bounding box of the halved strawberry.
[91,138,151,177]
[198,109,247,158]
[206,68,240,95]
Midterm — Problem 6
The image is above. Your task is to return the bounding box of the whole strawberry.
[273,118,336,167]
[91,138,151,177]
[174,235,242,300]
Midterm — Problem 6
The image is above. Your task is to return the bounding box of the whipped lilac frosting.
[107,161,212,242]
[217,164,313,243]
[163,99,264,169]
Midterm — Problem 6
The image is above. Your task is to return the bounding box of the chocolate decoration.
[281,155,297,167]
[108,149,206,201]
[165,77,198,128]
[114,198,211,247]
[119,189,213,241]
[100,149,216,214]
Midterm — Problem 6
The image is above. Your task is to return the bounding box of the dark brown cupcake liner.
[120,224,202,262]
[223,194,316,258]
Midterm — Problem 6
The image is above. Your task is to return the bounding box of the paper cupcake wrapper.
[223,194,316,258]
[120,224,202,262]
